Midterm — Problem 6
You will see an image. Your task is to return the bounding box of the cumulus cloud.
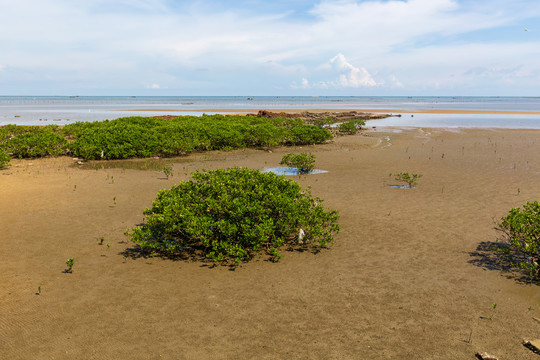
[388,75,404,88]
[293,54,378,89]
[329,54,377,88]
[290,78,308,90]
[146,83,161,89]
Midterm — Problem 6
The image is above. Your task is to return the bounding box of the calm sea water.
[1,96,539,128]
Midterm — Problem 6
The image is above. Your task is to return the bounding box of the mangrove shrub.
[280,152,316,174]
[496,201,540,279]
[128,167,340,264]
[338,119,366,135]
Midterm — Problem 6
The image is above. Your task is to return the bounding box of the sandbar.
[120,108,540,115]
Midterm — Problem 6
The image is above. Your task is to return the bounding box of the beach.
[1,125,539,359]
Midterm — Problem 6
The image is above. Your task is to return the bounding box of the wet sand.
[1,128,540,359]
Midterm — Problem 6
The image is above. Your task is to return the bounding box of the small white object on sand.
[298,229,305,244]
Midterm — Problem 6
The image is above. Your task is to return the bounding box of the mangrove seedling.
[393,172,423,188]
[65,258,74,273]
[489,303,497,320]
[162,165,173,179]
[99,237,104,245]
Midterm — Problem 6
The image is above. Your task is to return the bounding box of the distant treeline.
[0,115,333,161]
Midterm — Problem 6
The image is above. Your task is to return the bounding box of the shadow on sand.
[468,241,537,286]
[120,241,325,271]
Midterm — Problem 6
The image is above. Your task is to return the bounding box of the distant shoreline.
[3,95,540,127]
[120,108,540,115]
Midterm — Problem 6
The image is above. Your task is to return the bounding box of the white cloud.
[329,54,377,87]
[299,78,310,89]
[389,75,404,88]
[293,54,378,89]
[291,77,316,90]
[146,84,161,89]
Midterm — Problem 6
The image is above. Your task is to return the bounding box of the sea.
[1,96,539,129]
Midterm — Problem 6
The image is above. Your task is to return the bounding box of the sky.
[1,0,539,96]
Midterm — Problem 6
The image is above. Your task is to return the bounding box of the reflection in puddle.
[388,184,414,189]
[262,167,329,176]
[77,157,194,171]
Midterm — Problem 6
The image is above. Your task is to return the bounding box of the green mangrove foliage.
[496,201,540,279]
[66,115,333,160]
[280,152,316,174]
[313,117,335,129]
[0,115,332,160]
[65,258,74,273]
[128,167,340,264]
[5,131,67,158]
[0,148,10,168]
[0,125,67,159]
[338,119,366,135]
[393,172,423,188]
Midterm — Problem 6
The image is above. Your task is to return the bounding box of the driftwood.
[475,352,499,360]
[523,339,540,355]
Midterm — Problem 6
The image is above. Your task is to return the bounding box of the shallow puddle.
[388,184,414,189]
[77,157,194,171]
[262,167,328,176]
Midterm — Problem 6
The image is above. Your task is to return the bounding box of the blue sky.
[1,0,539,96]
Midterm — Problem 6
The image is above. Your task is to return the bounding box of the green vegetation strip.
[0,115,333,162]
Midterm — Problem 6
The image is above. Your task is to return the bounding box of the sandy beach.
[1,127,540,359]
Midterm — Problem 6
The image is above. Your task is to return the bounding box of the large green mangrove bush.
[66,115,332,160]
[128,167,340,264]
[496,201,540,280]
[0,115,333,160]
